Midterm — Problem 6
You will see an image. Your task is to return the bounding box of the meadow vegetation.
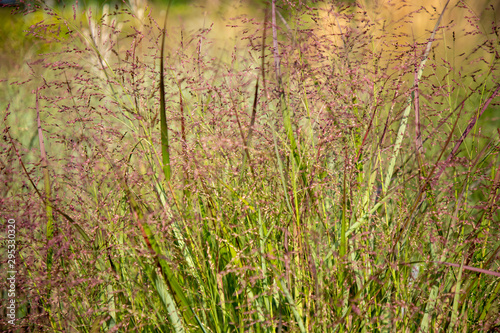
[1,0,500,332]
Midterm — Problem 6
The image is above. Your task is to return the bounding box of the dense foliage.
[1,0,500,331]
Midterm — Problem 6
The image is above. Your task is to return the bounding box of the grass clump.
[1,0,500,332]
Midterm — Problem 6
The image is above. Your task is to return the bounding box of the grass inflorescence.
[1,0,500,332]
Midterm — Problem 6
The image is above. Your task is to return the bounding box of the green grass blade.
[149,267,186,333]
[448,256,464,333]
[276,278,306,333]
[110,157,206,331]
[160,14,171,182]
